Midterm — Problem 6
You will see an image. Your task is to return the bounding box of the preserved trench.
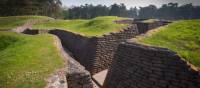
[19,20,166,88]
[13,19,200,88]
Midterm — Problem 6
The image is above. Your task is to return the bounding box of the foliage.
[33,16,130,36]
[0,32,64,88]
[139,5,157,19]
[139,3,200,20]
[65,3,200,20]
[136,20,200,68]
[0,0,62,18]
[1,1,199,20]
[0,16,51,31]
[62,9,69,19]
[67,4,138,19]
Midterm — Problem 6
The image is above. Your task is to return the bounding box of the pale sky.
[61,0,200,8]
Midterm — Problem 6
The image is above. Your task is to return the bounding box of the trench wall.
[22,29,39,35]
[93,25,138,74]
[22,29,50,35]
[49,24,138,75]
[22,29,94,88]
[67,54,93,88]
[49,30,97,75]
[135,21,164,34]
[103,42,200,88]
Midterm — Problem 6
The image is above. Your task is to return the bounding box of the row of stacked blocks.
[49,20,166,75]
[49,20,200,88]
[91,25,139,74]
[103,42,200,88]
[135,21,164,34]
[19,19,200,88]
[50,24,140,75]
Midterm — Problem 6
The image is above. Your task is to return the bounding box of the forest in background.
[0,0,200,20]
[0,0,62,18]
[67,3,200,20]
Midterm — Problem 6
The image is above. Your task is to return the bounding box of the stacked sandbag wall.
[49,24,138,75]
[103,41,200,88]
[135,21,164,34]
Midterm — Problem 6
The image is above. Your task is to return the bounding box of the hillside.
[135,20,200,68]
[33,16,130,37]
[0,32,64,88]
[0,16,51,31]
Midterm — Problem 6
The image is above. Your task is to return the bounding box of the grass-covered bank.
[0,16,51,31]
[33,16,130,37]
[0,32,64,88]
[135,20,200,68]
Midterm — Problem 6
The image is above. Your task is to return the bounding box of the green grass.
[0,16,51,31]
[136,19,200,68]
[33,16,130,37]
[0,32,64,88]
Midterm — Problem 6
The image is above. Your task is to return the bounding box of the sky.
[61,0,200,8]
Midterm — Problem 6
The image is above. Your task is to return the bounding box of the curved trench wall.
[49,24,138,75]
[135,21,164,34]
[49,30,97,75]
[103,42,200,88]
[93,25,138,74]
[67,54,94,88]
[22,29,50,35]
[22,29,39,35]
[20,30,93,88]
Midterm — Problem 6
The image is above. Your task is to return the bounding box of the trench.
[21,28,100,88]
[19,20,169,88]
[49,29,101,88]
[22,29,39,35]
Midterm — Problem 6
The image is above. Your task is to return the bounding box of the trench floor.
[92,69,108,87]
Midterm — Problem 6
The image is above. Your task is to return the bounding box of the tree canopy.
[67,4,138,19]
[0,0,62,18]
[0,1,200,20]
[65,3,200,20]
[139,3,200,20]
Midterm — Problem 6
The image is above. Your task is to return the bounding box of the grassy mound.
[33,16,130,37]
[0,16,51,31]
[0,32,64,88]
[136,20,200,68]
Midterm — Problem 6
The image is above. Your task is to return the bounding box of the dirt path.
[92,69,108,87]
[12,20,34,33]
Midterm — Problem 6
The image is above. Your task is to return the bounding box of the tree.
[0,0,62,18]
[61,6,69,19]
[128,7,138,18]
[62,2,200,20]
[67,4,110,19]
[139,5,157,19]
[109,4,120,16]
[156,3,178,20]
[193,6,200,19]
[119,3,127,17]
[178,3,193,19]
